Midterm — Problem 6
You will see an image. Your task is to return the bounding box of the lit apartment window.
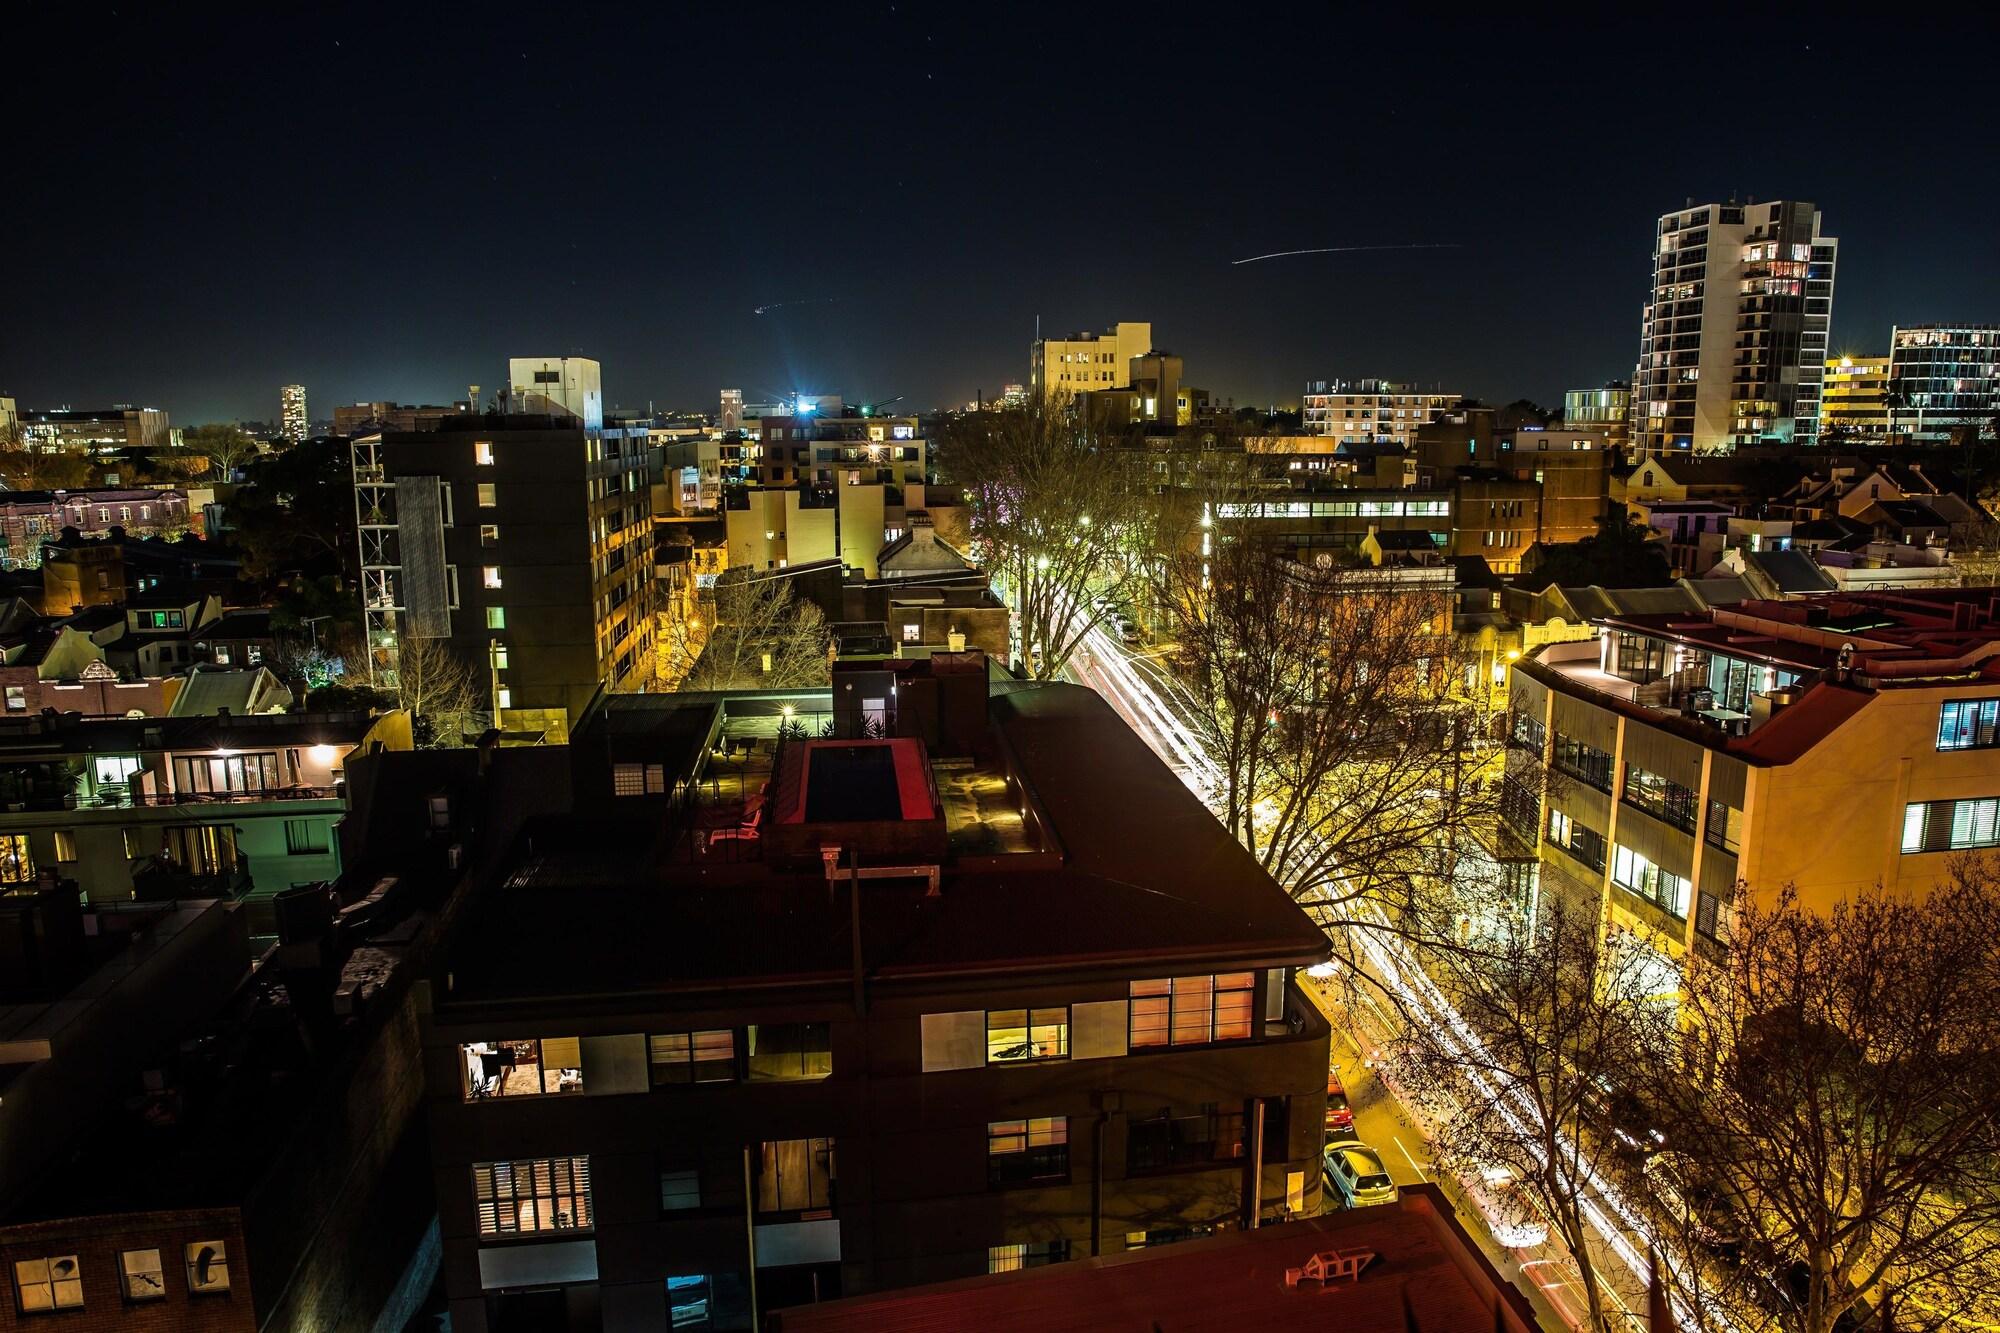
[989,1242,1068,1273]
[486,606,506,629]
[474,440,495,465]
[746,1023,832,1081]
[490,641,509,670]
[118,1249,165,1301]
[480,524,499,547]
[1938,699,2000,751]
[986,1008,1067,1063]
[988,1116,1068,1188]
[0,834,33,884]
[184,1241,230,1295]
[1904,798,2000,853]
[474,1157,593,1237]
[462,1038,585,1098]
[1610,844,1691,917]
[649,1030,736,1085]
[496,688,512,709]
[14,1256,84,1310]
[482,566,502,589]
[757,1137,834,1214]
[477,483,497,506]
[1128,973,1255,1047]
[52,830,76,863]
[612,762,666,796]
[285,819,328,855]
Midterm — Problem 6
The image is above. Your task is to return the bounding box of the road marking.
[1392,1135,1430,1182]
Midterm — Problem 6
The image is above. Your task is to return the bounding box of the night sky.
[8,6,1996,424]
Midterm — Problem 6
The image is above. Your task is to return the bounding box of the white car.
[1459,1164,1548,1249]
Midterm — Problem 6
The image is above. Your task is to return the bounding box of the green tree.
[0,448,92,492]
[226,438,356,582]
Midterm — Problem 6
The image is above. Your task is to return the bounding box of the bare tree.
[181,423,261,478]
[1390,894,1677,1333]
[938,396,1149,679]
[1151,496,1504,955]
[1651,868,2000,1333]
[661,571,830,692]
[389,634,484,746]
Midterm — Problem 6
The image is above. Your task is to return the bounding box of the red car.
[1325,1073,1354,1134]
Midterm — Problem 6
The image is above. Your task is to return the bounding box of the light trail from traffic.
[1065,620,1730,1333]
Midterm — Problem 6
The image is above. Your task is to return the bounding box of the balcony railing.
[136,785,342,807]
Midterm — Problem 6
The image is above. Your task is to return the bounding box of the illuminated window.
[486,607,506,630]
[119,1249,165,1301]
[184,1241,230,1295]
[482,566,502,589]
[496,687,512,709]
[474,440,495,465]
[649,1030,736,1085]
[0,834,33,883]
[988,1116,1068,1187]
[52,830,76,863]
[756,1137,834,1214]
[14,1257,83,1310]
[1129,973,1255,1046]
[473,1158,593,1237]
[986,1009,1068,1063]
[477,483,497,506]
[480,524,499,547]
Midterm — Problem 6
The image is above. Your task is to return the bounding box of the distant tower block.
[280,384,308,444]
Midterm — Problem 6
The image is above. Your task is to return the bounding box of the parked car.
[1118,620,1142,646]
[1580,1074,1666,1160]
[1644,1152,1742,1260]
[1323,1142,1397,1209]
[1325,1073,1354,1134]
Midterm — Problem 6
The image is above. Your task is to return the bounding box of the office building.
[354,405,656,742]
[420,679,1331,1330]
[508,356,604,429]
[1890,324,2000,439]
[1301,381,1458,447]
[1822,354,1892,439]
[279,384,308,444]
[18,407,171,454]
[1633,199,1838,454]
[1029,322,1152,399]
[1563,382,1631,452]
[1503,591,2000,980]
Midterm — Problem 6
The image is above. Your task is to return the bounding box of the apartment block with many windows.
[1029,322,1152,399]
[1502,591,2000,983]
[1300,380,1458,448]
[1633,200,1837,454]
[1890,324,2000,440]
[355,412,657,742]
[420,679,1330,1332]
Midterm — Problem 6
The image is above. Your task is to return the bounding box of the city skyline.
[7,9,1996,423]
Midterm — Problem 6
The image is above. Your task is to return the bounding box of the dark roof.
[1751,548,1839,593]
[0,709,382,758]
[1369,530,1438,551]
[442,684,1327,1006]
[769,1186,1537,1333]
[1447,556,1502,590]
[205,609,273,638]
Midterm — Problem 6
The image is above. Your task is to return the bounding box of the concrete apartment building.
[280,383,308,443]
[17,407,171,454]
[1503,591,2000,988]
[419,677,1331,1331]
[1563,382,1631,453]
[1890,324,1999,439]
[1633,199,1838,454]
[509,356,604,428]
[355,408,656,743]
[1029,322,1152,399]
[1822,353,1891,438]
[1301,381,1459,448]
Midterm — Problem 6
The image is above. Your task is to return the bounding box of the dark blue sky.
[6,5,1995,424]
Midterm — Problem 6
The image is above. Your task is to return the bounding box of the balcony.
[131,855,252,902]
[136,785,342,807]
